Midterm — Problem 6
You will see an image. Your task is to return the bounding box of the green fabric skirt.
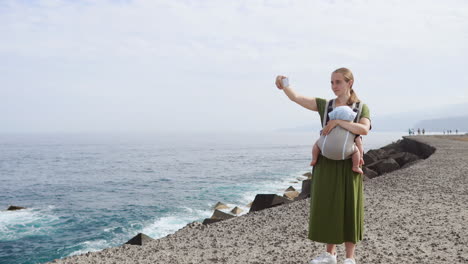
[308,154,364,244]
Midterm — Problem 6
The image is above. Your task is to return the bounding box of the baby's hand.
[359,158,365,166]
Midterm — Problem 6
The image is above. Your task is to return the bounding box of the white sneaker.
[343,258,356,264]
[309,252,337,264]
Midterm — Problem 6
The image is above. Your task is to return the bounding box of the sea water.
[0,131,405,264]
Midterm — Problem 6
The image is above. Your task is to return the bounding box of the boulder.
[294,179,311,201]
[249,194,293,213]
[302,172,312,179]
[211,209,235,220]
[202,218,224,225]
[230,206,243,215]
[390,152,420,167]
[367,158,400,175]
[363,167,379,179]
[202,209,236,225]
[400,137,436,158]
[285,186,296,192]
[246,201,252,208]
[125,233,154,246]
[381,140,405,153]
[212,202,229,210]
[364,149,389,164]
[7,206,26,211]
[283,191,299,200]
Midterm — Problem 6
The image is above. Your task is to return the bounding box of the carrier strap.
[322,99,363,128]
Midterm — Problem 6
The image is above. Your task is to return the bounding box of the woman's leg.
[326,244,337,255]
[344,242,356,259]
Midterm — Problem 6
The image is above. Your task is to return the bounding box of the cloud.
[0,0,467,133]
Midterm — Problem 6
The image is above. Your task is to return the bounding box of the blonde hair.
[333,67,360,105]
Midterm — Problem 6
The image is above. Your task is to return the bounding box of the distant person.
[456,129,458,134]
[276,67,371,264]
[417,128,421,135]
[408,128,412,135]
[422,128,425,135]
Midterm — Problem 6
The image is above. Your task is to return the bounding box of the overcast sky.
[1,0,467,133]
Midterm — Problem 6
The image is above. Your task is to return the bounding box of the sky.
[1,0,467,133]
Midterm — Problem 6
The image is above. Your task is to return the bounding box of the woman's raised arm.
[275,75,318,111]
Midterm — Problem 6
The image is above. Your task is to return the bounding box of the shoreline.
[47,135,468,263]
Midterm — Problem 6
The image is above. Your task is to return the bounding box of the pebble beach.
[48,135,468,264]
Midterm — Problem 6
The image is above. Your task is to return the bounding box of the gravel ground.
[47,135,468,264]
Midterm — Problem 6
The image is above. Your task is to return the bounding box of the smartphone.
[281,77,289,88]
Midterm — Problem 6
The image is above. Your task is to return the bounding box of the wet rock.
[7,205,26,211]
[125,233,154,246]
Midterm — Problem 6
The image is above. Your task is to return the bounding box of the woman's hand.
[322,120,343,135]
[275,75,287,90]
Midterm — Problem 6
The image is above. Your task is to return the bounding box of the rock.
[289,181,298,183]
[285,186,296,192]
[364,149,389,164]
[367,158,400,175]
[294,179,311,201]
[390,152,420,167]
[202,218,224,225]
[202,210,236,225]
[246,201,252,208]
[249,194,293,213]
[230,206,243,215]
[363,167,379,179]
[7,206,26,211]
[210,209,235,220]
[302,172,312,179]
[212,202,229,210]
[381,140,405,153]
[283,191,299,200]
[400,137,436,158]
[125,233,154,246]
[363,152,376,166]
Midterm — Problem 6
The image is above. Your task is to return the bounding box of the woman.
[275,68,371,264]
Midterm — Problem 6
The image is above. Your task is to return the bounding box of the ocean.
[0,131,405,264]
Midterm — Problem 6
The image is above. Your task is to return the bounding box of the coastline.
[48,135,468,263]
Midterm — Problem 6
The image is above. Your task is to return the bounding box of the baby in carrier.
[310,104,364,174]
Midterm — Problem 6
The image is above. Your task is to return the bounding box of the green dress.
[308,98,371,244]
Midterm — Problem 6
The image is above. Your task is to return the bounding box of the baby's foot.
[310,159,317,166]
[352,166,364,174]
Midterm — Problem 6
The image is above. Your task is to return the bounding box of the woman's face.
[330,72,352,96]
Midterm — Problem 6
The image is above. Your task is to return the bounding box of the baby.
[310,105,364,174]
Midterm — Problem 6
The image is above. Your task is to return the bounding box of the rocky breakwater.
[127,137,437,245]
[363,136,436,180]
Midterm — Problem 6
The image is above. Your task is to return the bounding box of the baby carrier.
[316,99,363,160]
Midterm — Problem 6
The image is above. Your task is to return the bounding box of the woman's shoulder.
[359,101,370,120]
[315,97,327,104]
